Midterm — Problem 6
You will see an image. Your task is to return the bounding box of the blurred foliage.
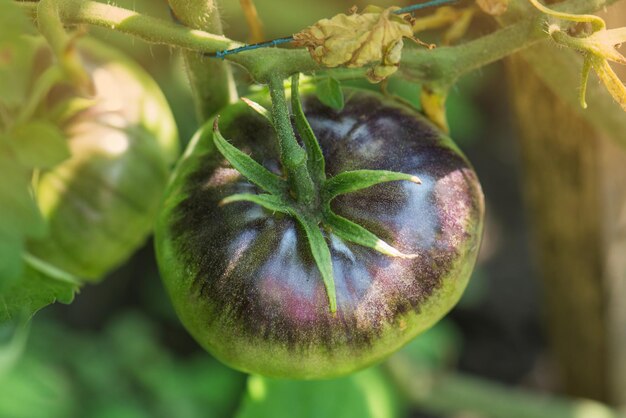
[0,0,80,317]
[0,312,248,418]
[236,369,399,418]
[0,310,462,418]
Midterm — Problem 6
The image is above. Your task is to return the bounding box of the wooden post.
[505,3,626,402]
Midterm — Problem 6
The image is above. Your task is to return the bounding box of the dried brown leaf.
[293,6,415,82]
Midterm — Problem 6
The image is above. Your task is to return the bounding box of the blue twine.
[209,0,460,59]
[394,0,459,14]
[213,37,294,59]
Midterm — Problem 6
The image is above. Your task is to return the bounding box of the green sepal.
[291,74,326,185]
[293,215,337,313]
[267,75,315,205]
[314,76,345,110]
[213,119,288,197]
[241,97,273,126]
[220,193,291,214]
[323,170,421,200]
[48,96,98,125]
[324,211,418,259]
[579,56,592,109]
[8,121,70,168]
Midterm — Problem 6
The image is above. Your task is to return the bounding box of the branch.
[400,0,620,86]
[167,0,237,120]
[16,0,621,84]
[18,0,235,52]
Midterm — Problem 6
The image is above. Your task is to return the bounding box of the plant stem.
[35,0,93,93]
[167,0,237,120]
[400,0,618,86]
[18,0,235,52]
[15,66,65,125]
[267,75,315,205]
[386,355,626,418]
[16,0,620,84]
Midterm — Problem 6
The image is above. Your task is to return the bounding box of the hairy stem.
[168,0,237,120]
[16,0,620,84]
[267,75,315,204]
[35,0,92,93]
[18,0,235,52]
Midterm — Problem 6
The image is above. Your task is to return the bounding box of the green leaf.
[0,146,46,286]
[8,121,70,168]
[241,97,273,125]
[236,368,398,418]
[0,255,80,323]
[292,74,326,184]
[212,120,288,197]
[0,231,24,290]
[315,76,345,110]
[48,97,97,125]
[325,211,417,259]
[0,341,76,418]
[0,149,46,238]
[293,215,337,313]
[0,314,30,375]
[0,0,35,43]
[220,193,291,214]
[323,169,421,200]
[0,2,39,108]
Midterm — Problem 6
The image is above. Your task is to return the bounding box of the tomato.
[155,88,483,379]
[28,39,178,280]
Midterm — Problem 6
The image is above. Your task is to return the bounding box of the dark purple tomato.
[155,89,484,379]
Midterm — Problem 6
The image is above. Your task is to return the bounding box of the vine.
[16,0,622,85]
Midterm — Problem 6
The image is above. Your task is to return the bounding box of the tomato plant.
[2,0,626,415]
[155,82,484,378]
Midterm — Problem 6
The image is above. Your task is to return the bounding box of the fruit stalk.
[167,0,238,119]
[267,75,315,204]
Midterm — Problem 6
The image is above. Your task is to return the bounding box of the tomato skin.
[156,89,483,379]
[29,39,178,280]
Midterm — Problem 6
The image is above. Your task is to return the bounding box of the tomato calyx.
[212,74,420,313]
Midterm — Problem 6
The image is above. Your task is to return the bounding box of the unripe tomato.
[155,89,483,379]
[28,39,178,280]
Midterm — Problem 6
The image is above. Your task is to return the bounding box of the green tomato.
[155,88,483,379]
[28,38,178,281]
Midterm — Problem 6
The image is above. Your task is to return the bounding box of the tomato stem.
[167,0,238,120]
[35,0,93,94]
[18,0,620,88]
[291,74,326,187]
[267,75,316,205]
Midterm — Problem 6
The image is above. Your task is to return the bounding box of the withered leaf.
[293,6,416,82]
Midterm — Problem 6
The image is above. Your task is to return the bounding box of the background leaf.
[0,313,247,418]
[0,259,79,322]
[0,144,47,289]
[315,77,345,110]
[235,368,400,418]
[0,0,39,109]
[9,121,70,168]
